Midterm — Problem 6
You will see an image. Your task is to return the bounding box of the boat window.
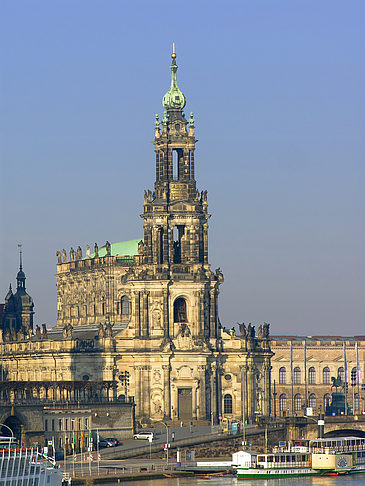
[291,455,296,462]
[302,455,307,462]
[280,456,285,463]
[267,456,274,462]
[275,456,280,462]
[258,456,265,462]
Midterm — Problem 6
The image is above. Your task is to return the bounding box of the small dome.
[162,53,186,111]
[17,270,25,280]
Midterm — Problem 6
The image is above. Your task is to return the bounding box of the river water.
[99,475,365,486]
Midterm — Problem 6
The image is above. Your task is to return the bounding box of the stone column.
[203,223,208,264]
[134,292,141,337]
[209,289,216,338]
[142,292,149,337]
[263,358,271,417]
[162,364,171,420]
[247,360,255,422]
[163,290,169,337]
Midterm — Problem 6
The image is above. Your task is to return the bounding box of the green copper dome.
[162,48,186,111]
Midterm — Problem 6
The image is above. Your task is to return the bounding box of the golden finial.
[171,42,176,59]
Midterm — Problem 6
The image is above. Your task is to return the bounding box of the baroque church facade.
[1,51,272,428]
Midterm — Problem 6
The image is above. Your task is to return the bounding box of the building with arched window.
[0,50,273,430]
[271,336,365,416]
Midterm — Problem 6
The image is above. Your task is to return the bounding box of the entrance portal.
[2,416,22,443]
[178,388,192,421]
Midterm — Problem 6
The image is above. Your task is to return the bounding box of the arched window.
[324,393,331,409]
[279,367,286,384]
[294,367,301,385]
[308,393,316,409]
[174,298,187,323]
[121,296,130,315]
[294,394,302,412]
[323,367,330,385]
[351,367,358,385]
[338,367,345,382]
[279,394,287,412]
[223,394,233,414]
[308,367,316,385]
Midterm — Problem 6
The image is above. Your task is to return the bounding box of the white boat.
[0,436,63,486]
[233,436,365,479]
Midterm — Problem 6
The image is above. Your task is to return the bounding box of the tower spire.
[163,44,186,111]
[16,244,26,290]
[18,244,23,271]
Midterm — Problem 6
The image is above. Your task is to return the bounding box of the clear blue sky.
[1,0,364,335]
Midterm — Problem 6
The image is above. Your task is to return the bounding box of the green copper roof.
[89,239,142,258]
[162,48,186,111]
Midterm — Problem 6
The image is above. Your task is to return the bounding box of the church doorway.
[178,388,192,421]
[2,416,22,443]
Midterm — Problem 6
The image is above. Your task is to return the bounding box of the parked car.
[99,439,113,448]
[133,431,154,440]
[105,438,120,447]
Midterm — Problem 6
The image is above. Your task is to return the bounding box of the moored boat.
[233,436,365,479]
[0,436,63,486]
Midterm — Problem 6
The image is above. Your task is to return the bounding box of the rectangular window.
[45,420,48,432]
[51,419,55,431]
[59,419,62,431]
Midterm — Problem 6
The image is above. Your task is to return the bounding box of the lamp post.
[304,414,325,439]
[150,419,169,468]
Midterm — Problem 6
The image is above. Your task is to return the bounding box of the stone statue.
[94,243,99,258]
[105,321,113,337]
[63,323,73,339]
[41,324,47,338]
[138,240,144,255]
[201,190,207,203]
[86,244,90,258]
[70,248,75,262]
[35,325,41,339]
[263,322,270,338]
[258,325,263,339]
[144,190,148,204]
[239,322,246,338]
[105,241,111,256]
[247,323,255,338]
[76,246,82,260]
[62,249,67,263]
[98,323,105,338]
[215,267,224,282]
[56,250,62,264]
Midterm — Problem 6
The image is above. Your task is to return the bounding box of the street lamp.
[149,419,169,468]
[304,414,325,439]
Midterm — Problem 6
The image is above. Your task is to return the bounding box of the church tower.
[139,47,222,343]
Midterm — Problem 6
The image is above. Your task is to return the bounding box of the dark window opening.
[158,228,164,264]
[224,394,233,414]
[308,367,316,384]
[323,367,330,384]
[279,367,286,384]
[121,296,130,315]
[174,298,187,323]
[279,394,287,412]
[173,226,185,263]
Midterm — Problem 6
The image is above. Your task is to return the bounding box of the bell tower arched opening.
[174,297,187,323]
